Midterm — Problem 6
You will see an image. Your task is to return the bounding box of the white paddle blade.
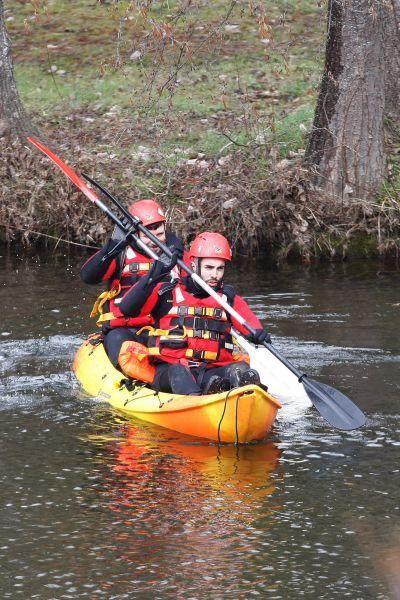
[233,333,311,408]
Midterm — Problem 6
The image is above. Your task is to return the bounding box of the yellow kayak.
[72,336,281,444]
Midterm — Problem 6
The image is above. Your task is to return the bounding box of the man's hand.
[148,250,179,280]
[101,236,129,262]
[247,329,272,345]
[168,242,184,261]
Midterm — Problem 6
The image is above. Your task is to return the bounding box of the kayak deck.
[73,337,281,443]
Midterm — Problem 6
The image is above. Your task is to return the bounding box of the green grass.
[379,165,400,207]
[161,129,252,160]
[15,66,135,111]
[274,105,314,154]
[8,0,325,157]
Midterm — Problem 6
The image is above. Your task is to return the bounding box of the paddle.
[27,136,366,430]
[27,137,160,262]
[232,332,365,430]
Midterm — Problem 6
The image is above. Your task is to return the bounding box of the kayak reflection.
[98,423,282,524]
[79,422,283,594]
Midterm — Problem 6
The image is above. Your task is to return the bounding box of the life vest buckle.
[214,308,223,319]
[177,305,189,316]
[187,360,201,368]
[192,316,202,331]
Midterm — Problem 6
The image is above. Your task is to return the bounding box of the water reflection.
[78,420,282,596]
[87,421,282,523]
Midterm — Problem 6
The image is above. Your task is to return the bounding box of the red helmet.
[128,199,166,227]
[189,232,232,261]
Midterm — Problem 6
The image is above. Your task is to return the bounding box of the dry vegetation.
[2,131,398,261]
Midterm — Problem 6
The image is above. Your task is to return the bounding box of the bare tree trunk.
[306,0,386,201]
[0,0,34,139]
[383,0,400,143]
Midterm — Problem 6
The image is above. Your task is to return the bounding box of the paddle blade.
[27,137,100,204]
[303,378,366,430]
[233,333,311,407]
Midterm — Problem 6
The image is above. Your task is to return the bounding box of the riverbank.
[1,130,399,262]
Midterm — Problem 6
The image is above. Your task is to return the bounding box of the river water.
[1,252,399,599]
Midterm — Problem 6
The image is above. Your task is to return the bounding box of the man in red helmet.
[119,232,270,395]
[80,198,184,367]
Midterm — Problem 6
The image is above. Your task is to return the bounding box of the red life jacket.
[91,246,186,329]
[147,283,236,366]
[91,247,155,328]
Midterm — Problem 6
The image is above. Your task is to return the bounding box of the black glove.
[166,232,184,258]
[148,250,179,281]
[114,215,140,240]
[168,242,184,261]
[247,329,271,345]
[100,237,129,262]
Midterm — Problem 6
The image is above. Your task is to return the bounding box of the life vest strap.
[95,311,123,325]
[148,326,187,339]
[122,262,152,274]
[171,316,228,333]
[168,305,227,320]
[90,283,122,319]
[147,346,218,361]
[149,327,220,341]
[188,349,218,361]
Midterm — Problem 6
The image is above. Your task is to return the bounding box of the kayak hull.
[73,337,281,443]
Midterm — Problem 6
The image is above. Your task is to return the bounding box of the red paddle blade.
[27,137,99,204]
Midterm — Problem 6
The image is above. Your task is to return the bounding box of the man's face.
[193,257,225,288]
[138,222,166,255]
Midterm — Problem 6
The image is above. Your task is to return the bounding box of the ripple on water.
[0,335,83,416]
[0,258,398,599]
[0,335,83,372]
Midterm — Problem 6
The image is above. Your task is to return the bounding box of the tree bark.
[383,0,400,143]
[306,0,386,201]
[0,0,34,139]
